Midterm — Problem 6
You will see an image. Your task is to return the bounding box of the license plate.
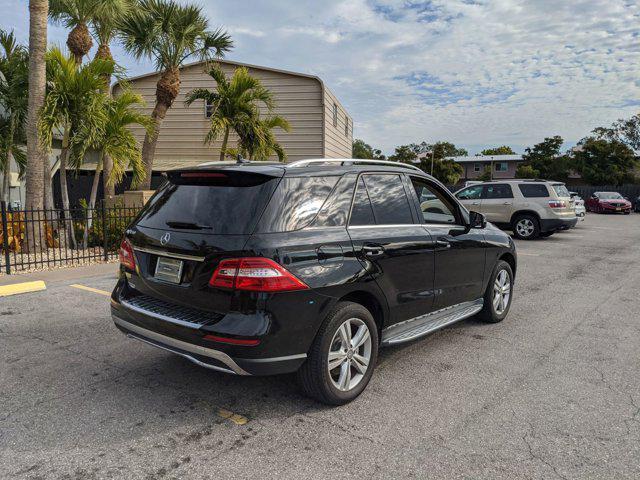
[616,208,621,211]
[154,257,183,284]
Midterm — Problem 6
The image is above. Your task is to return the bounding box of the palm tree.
[25,0,48,254]
[49,0,103,64]
[120,0,232,189]
[90,0,133,198]
[38,47,113,248]
[0,30,29,203]
[76,89,151,230]
[235,115,291,162]
[185,65,280,161]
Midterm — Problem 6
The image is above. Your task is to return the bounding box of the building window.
[494,162,508,172]
[205,100,215,118]
[333,103,338,128]
[473,163,482,172]
[344,117,349,136]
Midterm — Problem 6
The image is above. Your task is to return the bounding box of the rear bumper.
[110,281,311,376]
[540,217,578,232]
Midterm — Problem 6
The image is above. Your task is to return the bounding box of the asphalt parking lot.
[1,213,639,479]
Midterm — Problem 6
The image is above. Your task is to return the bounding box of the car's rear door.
[454,185,484,213]
[480,183,514,224]
[347,173,436,324]
[409,175,486,309]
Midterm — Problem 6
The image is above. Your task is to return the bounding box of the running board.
[381,299,484,346]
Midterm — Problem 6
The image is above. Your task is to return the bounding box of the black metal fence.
[1,201,140,275]
[570,184,640,204]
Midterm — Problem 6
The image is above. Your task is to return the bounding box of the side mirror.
[469,211,486,229]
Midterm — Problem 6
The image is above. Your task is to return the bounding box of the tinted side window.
[485,184,513,199]
[312,174,356,227]
[518,183,549,198]
[256,176,338,232]
[456,185,483,200]
[363,174,414,225]
[349,176,375,226]
[411,177,458,224]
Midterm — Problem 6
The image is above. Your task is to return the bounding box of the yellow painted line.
[0,280,47,297]
[217,408,249,425]
[70,284,111,297]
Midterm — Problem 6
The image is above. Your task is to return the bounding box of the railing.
[0,201,140,275]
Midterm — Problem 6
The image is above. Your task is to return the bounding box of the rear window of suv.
[256,176,339,232]
[136,172,278,234]
[518,183,549,198]
[551,184,570,198]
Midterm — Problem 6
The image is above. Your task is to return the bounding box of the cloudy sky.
[3,0,639,155]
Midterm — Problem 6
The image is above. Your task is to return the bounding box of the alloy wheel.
[516,218,535,238]
[328,318,372,392]
[492,269,511,315]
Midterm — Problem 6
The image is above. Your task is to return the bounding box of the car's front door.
[480,183,514,224]
[347,173,436,325]
[409,176,486,309]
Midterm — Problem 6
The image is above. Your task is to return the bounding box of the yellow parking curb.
[217,408,249,425]
[0,280,47,297]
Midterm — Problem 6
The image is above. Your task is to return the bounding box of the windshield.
[552,184,571,198]
[597,192,623,200]
[136,173,279,234]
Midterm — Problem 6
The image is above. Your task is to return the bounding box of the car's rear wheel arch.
[339,290,386,338]
[509,210,540,226]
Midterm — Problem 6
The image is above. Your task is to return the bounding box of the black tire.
[477,260,514,323]
[512,214,540,240]
[297,301,379,405]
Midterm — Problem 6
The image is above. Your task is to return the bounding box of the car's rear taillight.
[209,257,309,292]
[548,200,566,209]
[119,238,136,270]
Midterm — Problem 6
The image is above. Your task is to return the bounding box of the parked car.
[454,180,577,240]
[585,192,632,214]
[634,195,640,213]
[569,192,586,219]
[111,159,517,405]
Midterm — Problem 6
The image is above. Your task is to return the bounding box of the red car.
[586,191,632,214]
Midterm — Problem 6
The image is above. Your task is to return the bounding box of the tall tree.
[573,137,637,185]
[184,65,277,161]
[521,136,570,181]
[73,88,151,247]
[25,0,48,252]
[39,48,113,247]
[0,30,29,203]
[387,144,418,163]
[592,114,640,152]
[49,0,101,64]
[90,0,133,198]
[352,139,385,159]
[481,145,515,156]
[120,0,232,189]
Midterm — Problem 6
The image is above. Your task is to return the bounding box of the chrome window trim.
[133,246,205,263]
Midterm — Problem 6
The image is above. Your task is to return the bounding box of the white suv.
[454,180,578,239]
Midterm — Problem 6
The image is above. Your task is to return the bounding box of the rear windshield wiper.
[165,221,213,230]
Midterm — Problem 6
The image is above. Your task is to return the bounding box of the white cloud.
[2,0,639,154]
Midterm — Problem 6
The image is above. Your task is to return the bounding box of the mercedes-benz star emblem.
[160,232,171,245]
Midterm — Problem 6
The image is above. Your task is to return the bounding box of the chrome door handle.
[435,239,451,249]
[362,244,385,257]
[471,202,480,205]
[502,202,512,205]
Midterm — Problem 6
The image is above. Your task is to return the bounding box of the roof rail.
[286,158,425,173]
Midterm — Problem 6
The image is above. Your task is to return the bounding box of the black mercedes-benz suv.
[111,159,517,404]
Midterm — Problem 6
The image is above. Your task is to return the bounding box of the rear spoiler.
[166,168,284,186]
